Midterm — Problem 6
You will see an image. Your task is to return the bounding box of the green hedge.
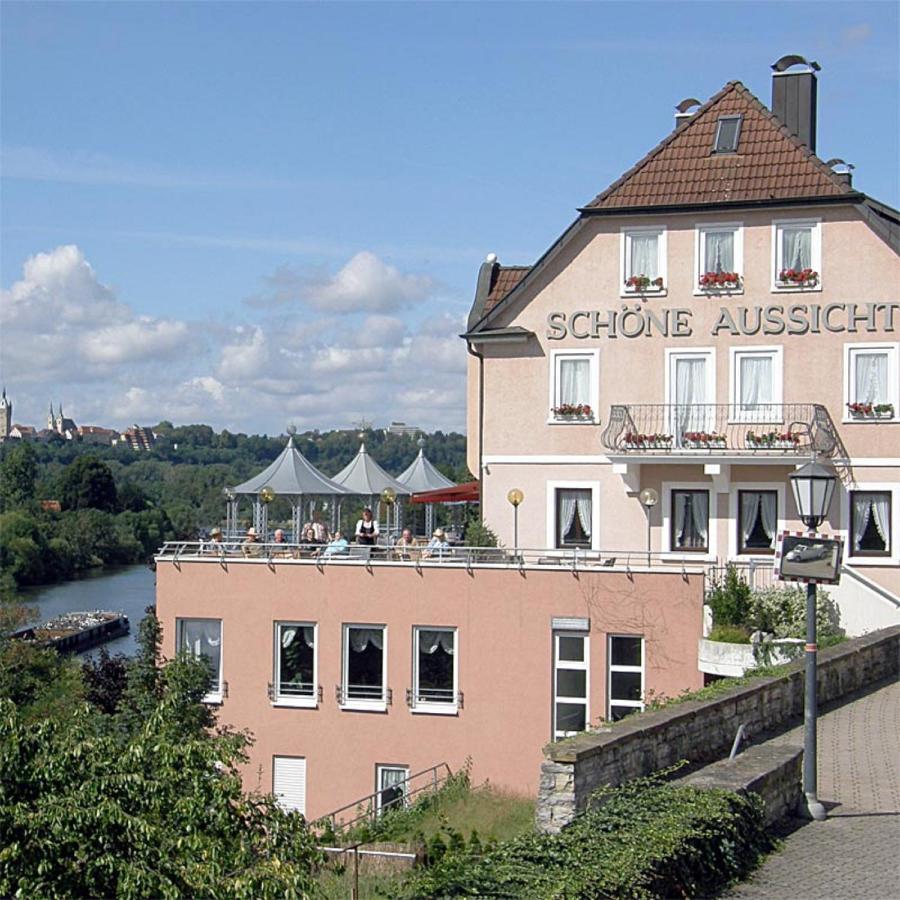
[396,772,771,899]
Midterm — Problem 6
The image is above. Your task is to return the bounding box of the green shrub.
[463,519,498,547]
[707,565,751,627]
[708,624,752,644]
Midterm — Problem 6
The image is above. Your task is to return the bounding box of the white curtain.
[419,630,455,655]
[630,233,658,278]
[674,493,687,545]
[675,357,707,434]
[740,355,773,413]
[559,492,577,543]
[705,231,734,272]
[783,227,811,270]
[281,626,315,649]
[349,628,384,653]
[181,620,220,654]
[576,493,592,537]
[760,493,778,544]
[855,353,887,404]
[691,492,709,545]
[560,358,590,406]
[852,493,872,550]
[740,493,761,546]
[871,494,890,546]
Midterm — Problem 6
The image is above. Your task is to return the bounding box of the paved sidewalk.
[727,677,900,899]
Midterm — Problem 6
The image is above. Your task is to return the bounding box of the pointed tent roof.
[228,436,352,496]
[331,443,411,496]
[397,446,456,493]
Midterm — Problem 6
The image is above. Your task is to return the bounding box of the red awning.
[408,481,480,504]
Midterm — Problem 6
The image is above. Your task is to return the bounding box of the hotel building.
[156,58,899,821]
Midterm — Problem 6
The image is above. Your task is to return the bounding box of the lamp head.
[789,460,836,529]
[381,487,396,506]
[507,488,524,507]
[639,488,659,509]
[260,485,276,504]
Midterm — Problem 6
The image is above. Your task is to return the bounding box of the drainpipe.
[466,340,485,522]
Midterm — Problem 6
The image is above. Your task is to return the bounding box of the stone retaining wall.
[537,625,899,832]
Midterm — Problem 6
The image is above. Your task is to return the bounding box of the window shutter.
[273,756,307,814]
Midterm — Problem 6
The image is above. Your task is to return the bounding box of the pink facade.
[156,557,703,819]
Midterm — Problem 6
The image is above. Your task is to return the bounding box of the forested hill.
[0,425,469,592]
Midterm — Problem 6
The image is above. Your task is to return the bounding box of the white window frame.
[771,218,822,291]
[662,482,717,561]
[728,482,786,559]
[273,621,318,709]
[176,617,223,705]
[548,349,600,425]
[553,631,589,739]
[841,482,899,567]
[665,347,717,442]
[843,342,900,423]
[694,222,744,295]
[607,634,644,721]
[729,345,784,423]
[546,480,601,552]
[272,755,307,815]
[341,623,388,712]
[620,225,667,297]
[411,626,459,715]
[375,765,410,814]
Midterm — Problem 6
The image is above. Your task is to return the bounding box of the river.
[24,565,157,657]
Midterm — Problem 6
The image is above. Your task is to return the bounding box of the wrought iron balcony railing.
[601,404,837,455]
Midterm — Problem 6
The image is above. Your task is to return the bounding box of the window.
[713,115,743,153]
[773,219,821,289]
[845,344,899,420]
[622,227,666,293]
[695,223,743,291]
[553,632,589,738]
[274,622,316,706]
[342,625,387,709]
[608,635,644,722]
[376,765,409,814]
[738,490,778,553]
[850,491,891,557]
[273,756,306,814]
[412,627,458,713]
[666,348,716,442]
[730,346,783,422]
[555,488,592,549]
[177,618,222,702]
[550,350,598,422]
[670,490,709,552]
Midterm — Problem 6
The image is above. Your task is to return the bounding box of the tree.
[0,442,37,509]
[81,648,129,715]
[59,456,118,512]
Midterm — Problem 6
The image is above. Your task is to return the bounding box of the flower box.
[746,430,801,450]
[699,271,741,291]
[623,432,673,450]
[552,403,593,420]
[777,267,818,287]
[624,274,664,292]
[681,431,727,449]
[847,402,894,419]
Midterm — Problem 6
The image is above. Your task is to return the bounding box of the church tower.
[48,402,55,431]
[0,388,10,441]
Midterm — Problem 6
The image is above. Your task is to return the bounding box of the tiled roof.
[583,81,854,211]
[484,266,530,314]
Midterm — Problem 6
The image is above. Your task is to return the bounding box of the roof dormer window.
[713,115,743,153]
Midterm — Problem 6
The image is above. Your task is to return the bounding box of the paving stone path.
[727,677,900,899]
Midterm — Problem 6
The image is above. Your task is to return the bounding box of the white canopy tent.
[396,440,456,537]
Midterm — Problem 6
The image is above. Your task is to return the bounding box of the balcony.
[601,404,837,457]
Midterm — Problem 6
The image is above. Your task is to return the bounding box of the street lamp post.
[507,489,524,551]
[788,459,837,822]
[381,488,396,547]
[639,488,659,567]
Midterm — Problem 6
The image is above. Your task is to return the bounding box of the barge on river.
[13,610,130,654]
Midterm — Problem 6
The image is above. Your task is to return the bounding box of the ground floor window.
[670,489,709,551]
[342,625,386,706]
[556,488,592,549]
[850,491,891,556]
[376,765,409,814]
[273,755,307,815]
[413,627,457,711]
[553,632,588,738]
[274,622,316,703]
[607,635,644,722]
[738,490,777,553]
[176,618,222,701]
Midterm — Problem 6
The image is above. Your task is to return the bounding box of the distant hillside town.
[0,389,157,451]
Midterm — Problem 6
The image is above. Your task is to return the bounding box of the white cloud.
[79,318,191,364]
[216,327,270,382]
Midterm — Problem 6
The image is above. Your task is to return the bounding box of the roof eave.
[577,192,865,217]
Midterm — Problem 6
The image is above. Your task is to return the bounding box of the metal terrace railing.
[601,403,837,456]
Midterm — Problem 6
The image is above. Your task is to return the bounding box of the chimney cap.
[485,252,498,264]
[772,54,821,73]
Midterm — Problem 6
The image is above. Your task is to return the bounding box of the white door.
[273,755,307,814]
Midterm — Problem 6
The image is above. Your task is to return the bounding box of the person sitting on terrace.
[423,528,449,559]
[355,508,379,545]
[323,530,349,556]
[271,528,293,557]
[203,526,225,554]
[242,527,262,557]
[310,512,329,544]
[395,527,419,560]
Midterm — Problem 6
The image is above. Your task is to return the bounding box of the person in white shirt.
[355,508,379,545]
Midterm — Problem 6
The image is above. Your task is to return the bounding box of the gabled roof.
[484,266,530,315]
[229,436,351,496]
[331,443,410,496]
[396,446,456,493]
[582,81,854,211]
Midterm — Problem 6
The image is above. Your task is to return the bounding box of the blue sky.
[2,2,897,434]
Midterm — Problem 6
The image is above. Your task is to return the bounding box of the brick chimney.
[771,55,820,152]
